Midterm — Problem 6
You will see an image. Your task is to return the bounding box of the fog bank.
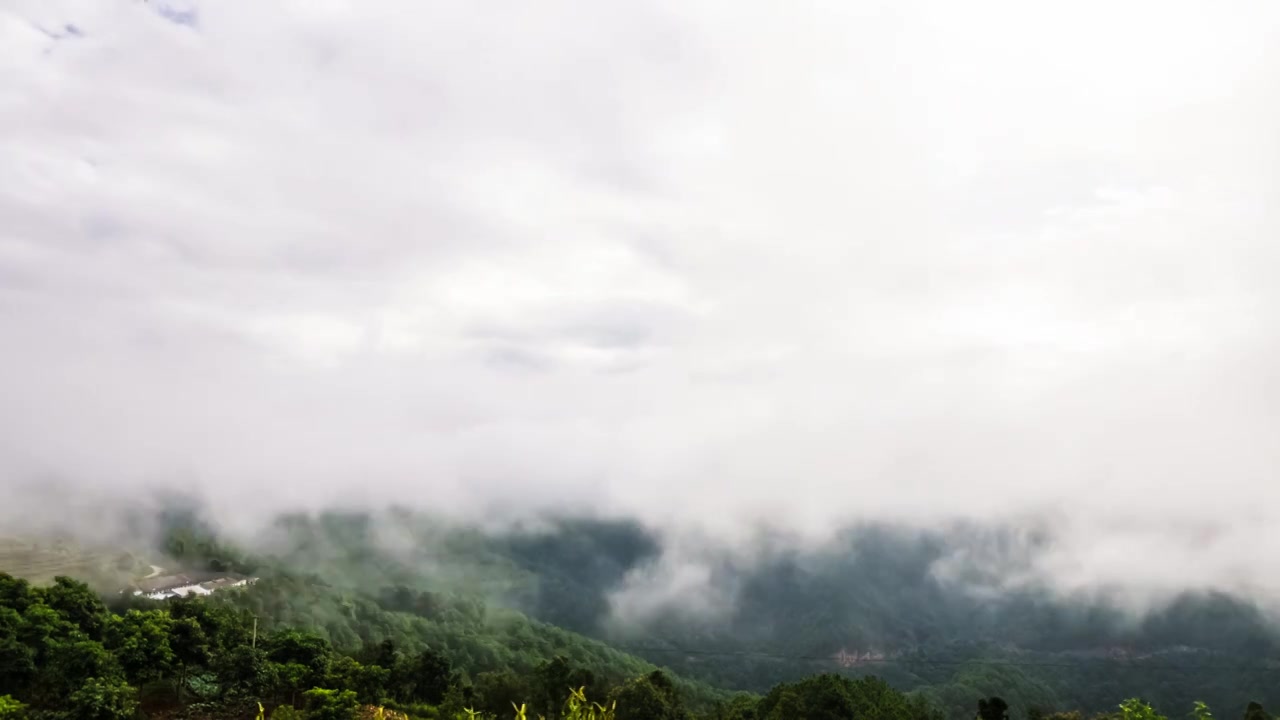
[3,0,1279,602]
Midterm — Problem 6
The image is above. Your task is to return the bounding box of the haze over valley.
[2,1,1280,719]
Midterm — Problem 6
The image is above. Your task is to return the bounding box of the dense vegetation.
[0,571,725,719]
[3,507,1280,720]
[200,510,1280,719]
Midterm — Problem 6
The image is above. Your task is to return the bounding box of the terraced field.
[0,537,140,586]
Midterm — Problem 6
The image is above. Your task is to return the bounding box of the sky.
[2,0,1279,600]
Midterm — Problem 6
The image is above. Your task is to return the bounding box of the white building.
[133,573,257,600]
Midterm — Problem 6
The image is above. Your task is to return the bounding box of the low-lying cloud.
[2,0,1279,604]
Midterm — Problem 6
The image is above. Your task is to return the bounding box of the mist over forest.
[4,0,1280,718]
[17,489,1280,718]
[170,501,1280,714]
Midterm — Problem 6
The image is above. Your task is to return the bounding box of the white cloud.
[2,0,1279,597]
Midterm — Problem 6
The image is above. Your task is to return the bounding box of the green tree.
[18,603,75,663]
[169,615,212,698]
[301,687,360,720]
[35,639,121,706]
[265,629,332,692]
[471,670,535,719]
[105,609,175,684]
[708,694,760,720]
[611,670,686,720]
[534,655,596,720]
[42,577,107,641]
[324,655,388,705]
[277,662,312,708]
[761,689,801,720]
[0,576,34,614]
[756,674,939,720]
[168,596,253,656]
[217,645,279,700]
[65,676,138,720]
[1118,699,1166,720]
[0,608,36,693]
[389,648,452,705]
[356,638,398,670]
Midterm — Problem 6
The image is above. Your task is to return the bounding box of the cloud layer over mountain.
[2,0,1279,598]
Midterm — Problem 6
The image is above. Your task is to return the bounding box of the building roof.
[134,571,247,594]
[135,574,194,594]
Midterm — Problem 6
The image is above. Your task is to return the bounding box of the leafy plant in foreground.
[466,686,617,720]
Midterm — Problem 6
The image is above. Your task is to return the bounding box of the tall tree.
[105,609,175,685]
[169,615,212,698]
[42,577,106,641]
[612,670,687,720]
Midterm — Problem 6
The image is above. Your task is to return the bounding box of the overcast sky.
[2,0,1279,599]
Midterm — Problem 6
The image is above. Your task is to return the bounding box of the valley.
[3,511,1276,720]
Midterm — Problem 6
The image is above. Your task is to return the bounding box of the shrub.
[0,695,28,720]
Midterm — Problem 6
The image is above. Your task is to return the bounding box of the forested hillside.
[211,509,1280,717]
[2,570,1272,720]
[3,508,1279,720]
[0,571,732,719]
